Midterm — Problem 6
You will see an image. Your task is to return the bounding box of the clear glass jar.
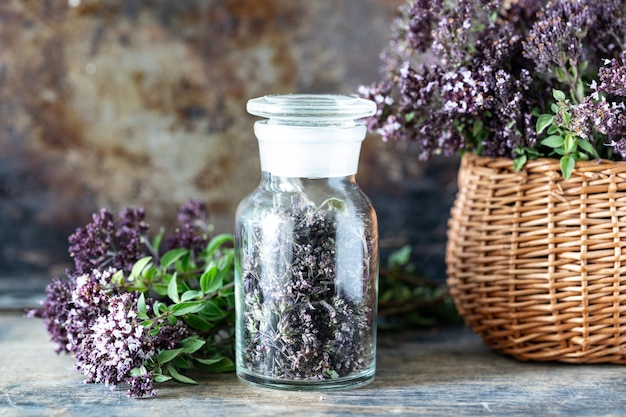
[235,94,378,390]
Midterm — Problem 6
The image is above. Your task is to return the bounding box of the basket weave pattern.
[446,153,626,363]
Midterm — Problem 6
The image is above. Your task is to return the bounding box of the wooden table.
[1,312,625,417]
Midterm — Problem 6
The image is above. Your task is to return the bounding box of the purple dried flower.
[523,0,595,72]
[587,0,626,55]
[440,67,489,114]
[152,320,191,351]
[66,269,115,359]
[115,208,150,271]
[361,0,626,165]
[74,291,157,398]
[28,277,74,353]
[165,199,211,255]
[126,373,158,398]
[598,53,626,97]
[360,0,541,159]
[68,208,149,278]
[68,209,116,277]
[608,138,626,158]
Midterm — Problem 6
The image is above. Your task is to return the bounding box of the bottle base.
[236,369,375,391]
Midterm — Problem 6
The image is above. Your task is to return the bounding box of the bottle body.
[235,174,378,389]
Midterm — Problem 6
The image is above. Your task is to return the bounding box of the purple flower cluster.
[361,0,626,162]
[165,199,211,256]
[31,267,158,396]
[68,208,149,277]
[599,53,626,97]
[76,291,157,397]
[523,0,594,72]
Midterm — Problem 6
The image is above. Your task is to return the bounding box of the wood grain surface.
[1,313,625,417]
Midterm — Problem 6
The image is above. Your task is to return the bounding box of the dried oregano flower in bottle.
[235,94,379,390]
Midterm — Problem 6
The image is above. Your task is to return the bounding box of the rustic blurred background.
[0,0,459,306]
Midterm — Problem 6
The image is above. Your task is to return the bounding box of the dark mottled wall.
[0,0,459,303]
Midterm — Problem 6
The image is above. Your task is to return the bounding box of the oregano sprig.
[535,89,600,179]
[30,201,236,397]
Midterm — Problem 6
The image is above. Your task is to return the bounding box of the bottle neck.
[259,172,357,190]
[254,122,365,178]
[258,173,358,209]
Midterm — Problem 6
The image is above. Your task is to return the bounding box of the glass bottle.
[235,94,378,390]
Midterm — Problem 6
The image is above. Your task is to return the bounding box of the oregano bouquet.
[29,200,235,398]
[360,0,626,178]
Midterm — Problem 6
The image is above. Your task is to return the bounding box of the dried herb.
[239,201,376,381]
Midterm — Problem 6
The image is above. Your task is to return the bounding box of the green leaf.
[129,366,146,377]
[560,155,575,180]
[153,283,168,297]
[157,348,183,364]
[575,81,584,103]
[137,293,148,320]
[216,251,234,271]
[167,365,197,384]
[153,300,167,316]
[319,197,347,213]
[580,60,589,72]
[563,110,571,125]
[131,256,153,279]
[180,336,206,354]
[555,67,568,83]
[181,290,203,302]
[194,356,235,373]
[199,300,227,319]
[194,357,223,366]
[536,114,554,134]
[472,120,484,137]
[154,374,172,383]
[552,89,566,101]
[111,269,125,286]
[171,301,205,316]
[184,314,215,331]
[160,248,189,269]
[541,135,564,148]
[200,267,216,294]
[513,154,527,172]
[388,245,411,268]
[205,233,234,257]
[547,124,559,135]
[563,135,576,154]
[167,273,180,303]
[173,356,191,370]
[203,271,224,295]
[574,151,590,161]
[577,138,599,158]
[151,228,165,253]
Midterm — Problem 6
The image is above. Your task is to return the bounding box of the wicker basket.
[446,153,626,363]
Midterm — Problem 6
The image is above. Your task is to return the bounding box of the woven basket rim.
[464,153,626,175]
